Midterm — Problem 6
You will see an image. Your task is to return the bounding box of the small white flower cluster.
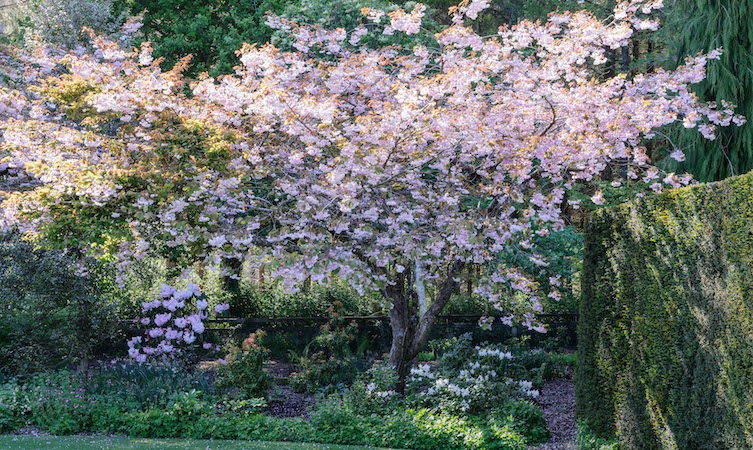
[476,347,513,360]
[365,382,396,398]
[458,367,495,383]
[516,380,540,398]
[409,363,435,381]
[406,340,546,414]
[424,377,472,411]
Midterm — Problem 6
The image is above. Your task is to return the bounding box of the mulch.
[261,360,317,419]
[529,374,578,450]
[259,358,581,449]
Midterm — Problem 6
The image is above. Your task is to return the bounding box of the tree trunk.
[68,248,91,376]
[76,295,91,377]
[621,44,630,73]
[388,260,465,393]
[222,257,243,297]
[465,264,474,295]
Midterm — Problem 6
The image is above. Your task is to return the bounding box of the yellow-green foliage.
[576,171,753,450]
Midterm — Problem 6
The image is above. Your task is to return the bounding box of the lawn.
[0,436,393,450]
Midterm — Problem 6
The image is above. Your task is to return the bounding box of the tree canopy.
[0,0,743,379]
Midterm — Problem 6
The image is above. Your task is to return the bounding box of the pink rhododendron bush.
[0,0,743,383]
[128,283,228,362]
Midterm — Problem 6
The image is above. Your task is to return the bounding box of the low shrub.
[340,362,400,415]
[577,422,620,450]
[229,281,384,319]
[0,362,548,449]
[86,361,216,409]
[307,399,529,450]
[216,331,272,399]
[289,356,358,395]
[289,302,361,394]
[497,342,576,381]
[494,399,550,444]
[0,234,118,377]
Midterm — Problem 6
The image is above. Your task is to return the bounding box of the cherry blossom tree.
[0,1,743,387]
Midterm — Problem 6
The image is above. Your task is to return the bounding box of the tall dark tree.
[126,0,287,77]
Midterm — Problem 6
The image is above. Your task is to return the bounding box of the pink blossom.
[183,332,196,344]
[162,298,179,311]
[141,300,160,311]
[159,284,176,298]
[154,313,171,326]
[158,342,174,353]
[148,328,164,338]
[191,321,205,334]
[669,150,685,161]
[164,328,181,340]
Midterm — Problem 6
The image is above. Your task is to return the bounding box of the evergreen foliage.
[663,0,753,181]
[0,234,117,377]
[125,0,288,77]
[577,171,753,448]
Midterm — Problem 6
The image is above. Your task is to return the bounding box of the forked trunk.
[387,260,465,393]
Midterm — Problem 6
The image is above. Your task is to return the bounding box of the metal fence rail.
[120,313,579,333]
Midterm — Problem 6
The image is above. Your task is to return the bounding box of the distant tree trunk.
[465,264,474,295]
[222,257,243,297]
[387,260,465,393]
[76,294,92,376]
[621,44,630,73]
[68,248,91,376]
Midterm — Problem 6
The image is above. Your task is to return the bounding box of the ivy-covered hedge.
[576,171,753,449]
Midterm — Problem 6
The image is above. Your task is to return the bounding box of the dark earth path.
[529,377,578,449]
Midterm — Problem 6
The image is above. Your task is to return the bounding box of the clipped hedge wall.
[576,171,753,449]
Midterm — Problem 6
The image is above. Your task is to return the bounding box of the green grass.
[0,435,395,449]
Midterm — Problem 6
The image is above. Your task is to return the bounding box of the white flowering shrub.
[405,336,541,415]
[4,0,127,48]
[127,283,228,363]
[344,362,400,414]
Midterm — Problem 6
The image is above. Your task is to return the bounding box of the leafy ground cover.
[0,332,577,449]
[0,435,387,449]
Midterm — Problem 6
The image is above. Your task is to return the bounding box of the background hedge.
[576,171,753,449]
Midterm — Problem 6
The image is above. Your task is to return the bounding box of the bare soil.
[262,360,317,418]
[529,375,578,450]
[260,359,581,448]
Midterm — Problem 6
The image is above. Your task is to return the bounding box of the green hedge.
[576,171,753,449]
